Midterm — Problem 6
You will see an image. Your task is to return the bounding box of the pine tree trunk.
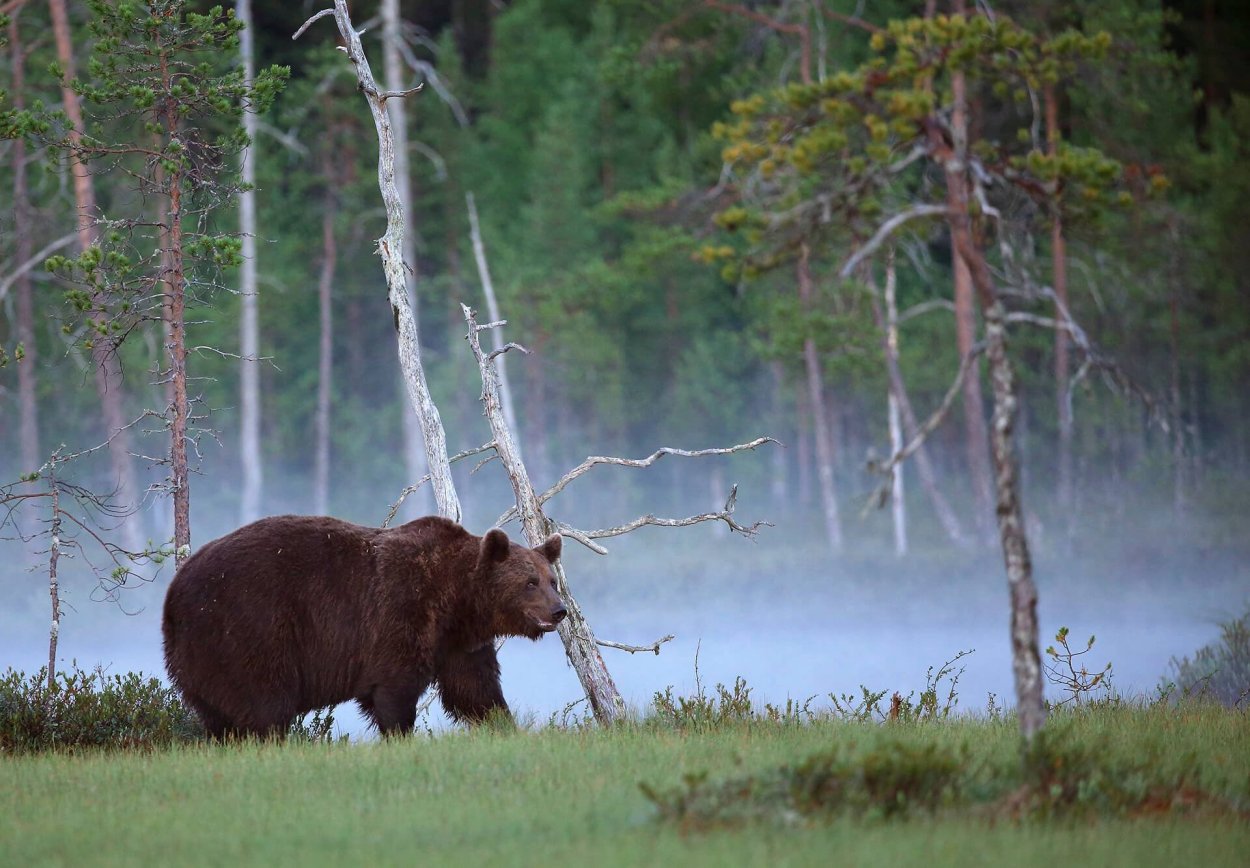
[164,99,191,567]
[48,0,143,552]
[948,44,994,540]
[238,0,264,525]
[382,0,433,520]
[314,181,337,516]
[798,245,843,552]
[9,11,40,473]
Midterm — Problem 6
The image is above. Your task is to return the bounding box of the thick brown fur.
[161,515,565,738]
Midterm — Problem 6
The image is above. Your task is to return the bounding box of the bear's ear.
[480,528,511,565]
[536,533,562,563]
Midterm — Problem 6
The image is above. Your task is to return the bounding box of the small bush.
[640,739,965,829]
[1164,607,1250,707]
[0,665,201,753]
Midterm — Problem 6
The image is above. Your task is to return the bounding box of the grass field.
[3,704,1248,867]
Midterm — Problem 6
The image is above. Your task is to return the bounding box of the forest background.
[1,0,1247,725]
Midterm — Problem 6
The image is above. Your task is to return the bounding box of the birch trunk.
[237,0,263,524]
[798,245,843,552]
[462,305,625,725]
[302,1,461,522]
[48,0,142,552]
[382,0,433,519]
[9,11,39,472]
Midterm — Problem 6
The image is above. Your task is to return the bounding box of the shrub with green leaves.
[0,665,201,753]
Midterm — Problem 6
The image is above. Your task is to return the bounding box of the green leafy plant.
[0,664,200,753]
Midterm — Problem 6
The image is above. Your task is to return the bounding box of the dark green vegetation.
[2,0,1248,548]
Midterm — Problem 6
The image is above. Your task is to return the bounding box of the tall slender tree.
[237,0,263,524]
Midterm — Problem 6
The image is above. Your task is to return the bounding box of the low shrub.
[0,665,201,753]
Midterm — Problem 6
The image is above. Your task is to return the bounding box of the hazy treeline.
[1,0,1247,556]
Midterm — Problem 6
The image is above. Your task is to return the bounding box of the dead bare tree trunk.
[9,10,39,473]
[884,256,907,556]
[798,244,843,552]
[868,273,969,548]
[48,0,143,553]
[297,2,461,522]
[237,0,264,524]
[466,192,521,440]
[382,0,433,520]
[313,178,337,516]
[461,305,625,725]
[46,462,62,691]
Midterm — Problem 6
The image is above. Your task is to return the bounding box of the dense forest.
[1,0,1248,599]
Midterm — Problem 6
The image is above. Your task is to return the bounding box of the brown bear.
[161,514,565,738]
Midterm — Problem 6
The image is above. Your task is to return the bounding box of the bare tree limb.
[867,341,987,483]
[382,441,496,528]
[0,232,77,302]
[838,204,949,279]
[501,438,779,526]
[596,635,675,655]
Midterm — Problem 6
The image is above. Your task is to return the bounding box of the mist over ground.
[3,457,1244,739]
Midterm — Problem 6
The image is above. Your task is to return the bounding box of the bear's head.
[478,529,567,640]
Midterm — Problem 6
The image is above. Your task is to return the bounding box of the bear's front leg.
[436,645,513,727]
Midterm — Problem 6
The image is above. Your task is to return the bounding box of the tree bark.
[868,280,969,548]
[466,192,521,440]
[382,0,433,520]
[9,11,39,473]
[237,0,263,525]
[944,166,1045,741]
[313,178,337,516]
[48,0,142,552]
[798,245,843,552]
[301,1,462,522]
[948,0,994,540]
[462,305,625,726]
[163,91,191,567]
[884,257,907,556]
[1046,83,1073,537]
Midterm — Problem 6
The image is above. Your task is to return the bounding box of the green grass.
[3,706,1248,867]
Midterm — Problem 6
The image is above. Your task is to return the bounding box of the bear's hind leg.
[437,645,512,727]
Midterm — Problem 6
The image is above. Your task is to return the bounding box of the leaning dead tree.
[296,1,461,522]
[298,3,773,725]
[463,305,774,724]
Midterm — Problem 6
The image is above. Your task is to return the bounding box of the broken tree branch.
[501,437,779,526]
[596,634,675,656]
[295,1,461,523]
